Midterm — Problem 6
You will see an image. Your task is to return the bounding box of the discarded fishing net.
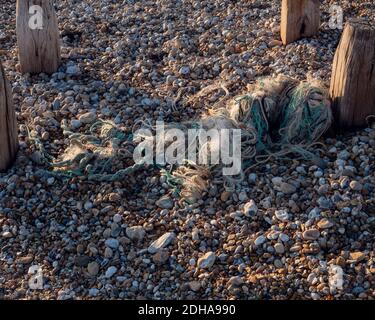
[29,119,144,181]
[28,75,332,205]
[164,75,333,202]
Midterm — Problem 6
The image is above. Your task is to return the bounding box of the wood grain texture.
[0,62,18,172]
[16,0,61,74]
[281,0,320,45]
[330,19,375,128]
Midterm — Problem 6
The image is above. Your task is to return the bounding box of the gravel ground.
[0,0,374,300]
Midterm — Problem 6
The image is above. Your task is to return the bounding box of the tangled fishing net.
[29,75,332,204]
[160,75,332,203]
[29,119,144,181]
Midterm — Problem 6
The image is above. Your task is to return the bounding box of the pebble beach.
[0,0,374,300]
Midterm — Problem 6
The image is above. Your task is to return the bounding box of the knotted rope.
[28,119,145,182]
[166,75,333,202]
[28,76,333,205]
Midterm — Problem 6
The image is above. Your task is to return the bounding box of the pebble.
[179,66,190,75]
[317,184,329,195]
[248,173,257,184]
[152,250,170,265]
[71,119,82,129]
[2,231,13,238]
[349,252,366,263]
[87,262,100,276]
[105,266,117,278]
[275,209,289,221]
[221,191,231,202]
[311,292,320,300]
[314,170,323,178]
[279,233,290,242]
[352,287,365,295]
[228,276,244,286]
[350,181,363,191]
[317,197,332,209]
[104,238,119,249]
[317,218,333,229]
[272,177,283,186]
[16,255,34,264]
[104,247,113,258]
[308,207,321,219]
[78,112,96,124]
[88,288,99,297]
[197,252,216,269]
[75,255,90,267]
[280,182,297,194]
[148,232,175,253]
[188,281,201,292]
[238,191,248,202]
[274,259,283,268]
[108,192,121,203]
[254,235,266,246]
[113,214,122,223]
[84,201,93,211]
[52,99,61,110]
[296,166,307,174]
[192,229,199,241]
[268,39,282,47]
[243,200,258,217]
[66,64,80,75]
[337,150,350,160]
[307,273,318,284]
[126,226,146,241]
[274,243,285,254]
[302,229,320,241]
[156,196,174,209]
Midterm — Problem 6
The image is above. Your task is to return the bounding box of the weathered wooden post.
[281,0,320,45]
[0,62,18,172]
[16,0,61,74]
[330,19,375,128]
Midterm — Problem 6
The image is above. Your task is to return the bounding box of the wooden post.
[330,19,375,128]
[281,0,320,45]
[0,62,18,172]
[16,0,61,74]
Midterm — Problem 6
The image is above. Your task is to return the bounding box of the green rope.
[28,119,147,182]
[28,77,332,203]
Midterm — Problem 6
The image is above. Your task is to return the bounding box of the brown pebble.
[152,250,170,265]
[302,229,320,241]
[317,218,334,229]
[221,191,232,202]
[16,255,34,264]
[349,251,366,263]
[188,281,201,292]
